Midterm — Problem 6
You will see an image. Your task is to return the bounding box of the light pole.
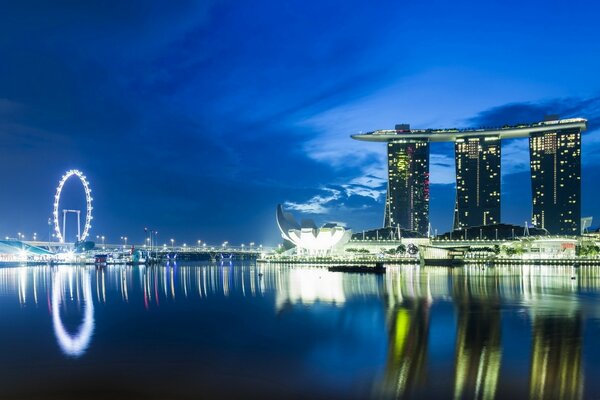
[170,238,175,251]
[102,235,105,249]
[197,240,201,250]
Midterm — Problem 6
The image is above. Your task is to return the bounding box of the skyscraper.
[352,117,586,236]
[385,139,430,235]
[530,126,582,235]
[454,136,501,229]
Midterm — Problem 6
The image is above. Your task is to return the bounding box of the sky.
[1,0,600,246]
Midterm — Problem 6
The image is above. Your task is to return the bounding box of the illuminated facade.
[530,127,581,234]
[276,204,352,255]
[454,136,501,229]
[352,118,587,234]
[385,138,430,235]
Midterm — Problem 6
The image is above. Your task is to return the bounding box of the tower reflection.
[0,261,596,397]
[529,312,583,400]
[378,266,450,398]
[452,267,502,400]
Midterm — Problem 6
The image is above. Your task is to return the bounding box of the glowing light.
[53,169,93,243]
[52,268,95,357]
[275,269,346,309]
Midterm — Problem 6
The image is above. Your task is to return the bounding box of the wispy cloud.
[468,96,600,173]
[284,188,342,214]
[430,151,455,185]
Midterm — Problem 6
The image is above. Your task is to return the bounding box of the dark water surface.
[0,262,599,399]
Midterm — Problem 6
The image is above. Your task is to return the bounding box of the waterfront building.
[352,118,587,235]
[276,205,351,255]
[530,124,582,234]
[454,136,501,229]
[385,131,430,235]
[437,223,546,241]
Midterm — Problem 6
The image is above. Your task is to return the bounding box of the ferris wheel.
[53,169,93,243]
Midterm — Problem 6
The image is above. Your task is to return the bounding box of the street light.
[170,238,175,251]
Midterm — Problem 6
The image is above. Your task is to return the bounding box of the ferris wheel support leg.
[62,210,67,243]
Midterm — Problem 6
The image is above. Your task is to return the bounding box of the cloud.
[468,96,600,173]
[430,151,455,185]
[284,174,388,217]
[501,138,530,175]
[467,97,600,128]
[284,188,342,215]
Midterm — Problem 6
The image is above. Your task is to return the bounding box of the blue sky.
[1,0,599,245]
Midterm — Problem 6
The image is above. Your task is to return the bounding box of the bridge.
[18,240,274,261]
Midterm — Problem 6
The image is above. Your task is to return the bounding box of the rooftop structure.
[276,205,352,255]
[352,117,588,235]
[351,118,587,142]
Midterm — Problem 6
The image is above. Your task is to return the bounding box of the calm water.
[1,262,600,399]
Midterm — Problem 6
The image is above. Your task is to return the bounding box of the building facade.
[385,139,430,235]
[454,136,501,229]
[352,118,586,236]
[530,127,581,235]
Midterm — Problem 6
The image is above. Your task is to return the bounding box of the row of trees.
[345,244,419,256]
[576,242,600,257]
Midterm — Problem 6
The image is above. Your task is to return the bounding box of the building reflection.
[380,300,430,398]
[529,312,583,400]
[452,267,502,400]
[0,261,595,395]
[377,266,450,398]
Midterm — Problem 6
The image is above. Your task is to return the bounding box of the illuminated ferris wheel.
[53,169,93,243]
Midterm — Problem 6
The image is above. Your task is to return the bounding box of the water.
[1,262,600,399]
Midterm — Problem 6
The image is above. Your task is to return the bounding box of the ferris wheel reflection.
[51,267,95,357]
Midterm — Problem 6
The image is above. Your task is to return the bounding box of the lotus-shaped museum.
[276,204,352,255]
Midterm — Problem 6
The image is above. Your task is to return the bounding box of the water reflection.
[0,263,598,398]
[452,271,502,400]
[52,267,95,357]
[530,313,583,400]
[381,299,430,398]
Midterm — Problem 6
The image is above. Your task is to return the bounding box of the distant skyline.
[1,1,600,245]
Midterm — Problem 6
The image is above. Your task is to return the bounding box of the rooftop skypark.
[351,117,587,142]
[352,117,587,236]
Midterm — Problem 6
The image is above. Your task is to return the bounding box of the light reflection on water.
[0,263,599,399]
